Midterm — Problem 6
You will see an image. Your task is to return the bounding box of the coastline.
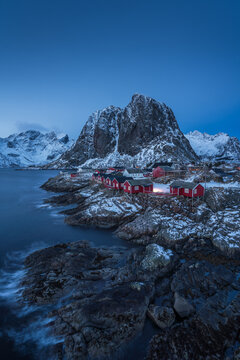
[18,171,240,359]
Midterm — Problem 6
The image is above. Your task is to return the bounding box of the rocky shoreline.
[21,173,240,359]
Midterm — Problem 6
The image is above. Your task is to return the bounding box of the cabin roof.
[113,176,133,182]
[153,162,173,168]
[109,166,125,170]
[125,179,153,186]
[125,168,144,174]
[170,180,201,189]
[158,165,173,171]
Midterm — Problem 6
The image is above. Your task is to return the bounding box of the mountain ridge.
[185,130,240,161]
[0,130,74,168]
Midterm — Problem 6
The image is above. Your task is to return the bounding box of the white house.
[123,168,145,178]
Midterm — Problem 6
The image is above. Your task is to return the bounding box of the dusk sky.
[0,0,240,139]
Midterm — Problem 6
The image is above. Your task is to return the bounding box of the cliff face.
[47,94,198,168]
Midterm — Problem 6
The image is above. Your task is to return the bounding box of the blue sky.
[0,0,239,138]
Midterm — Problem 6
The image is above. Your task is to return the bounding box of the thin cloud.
[16,122,49,133]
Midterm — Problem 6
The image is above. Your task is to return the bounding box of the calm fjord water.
[0,169,130,359]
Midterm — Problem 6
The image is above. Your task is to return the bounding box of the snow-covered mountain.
[0,130,74,168]
[185,131,240,162]
[46,94,198,169]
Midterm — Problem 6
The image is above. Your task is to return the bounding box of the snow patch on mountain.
[0,130,74,168]
[185,131,240,161]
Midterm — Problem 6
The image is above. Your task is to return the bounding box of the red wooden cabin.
[92,173,98,181]
[112,176,133,190]
[152,166,173,178]
[123,179,153,194]
[108,167,124,173]
[170,181,204,197]
[105,176,114,188]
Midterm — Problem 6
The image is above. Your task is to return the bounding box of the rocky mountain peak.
[47,95,198,169]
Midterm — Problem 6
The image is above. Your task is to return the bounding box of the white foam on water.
[0,269,25,300]
[35,203,52,209]
[0,242,64,358]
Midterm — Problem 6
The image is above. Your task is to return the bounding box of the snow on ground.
[201,181,240,189]
[83,191,142,218]
[208,207,240,252]
[153,183,170,193]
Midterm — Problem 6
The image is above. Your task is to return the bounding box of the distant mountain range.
[0,95,239,168]
[185,131,240,162]
[0,130,73,168]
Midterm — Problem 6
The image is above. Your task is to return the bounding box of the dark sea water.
[0,169,157,360]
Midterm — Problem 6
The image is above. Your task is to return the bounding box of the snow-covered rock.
[47,94,198,169]
[65,190,142,228]
[141,244,173,271]
[209,208,240,256]
[0,130,74,168]
[185,130,240,162]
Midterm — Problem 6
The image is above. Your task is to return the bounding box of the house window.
[194,189,197,194]
[185,188,189,193]
[128,186,131,190]
[116,184,118,188]
[135,186,139,190]
[124,185,126,189]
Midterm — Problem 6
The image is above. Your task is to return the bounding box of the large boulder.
[173,292,195,318]
[147,304,175,329]
[141,244,173,271]
[205,188,240,212]
[115,209,162,243]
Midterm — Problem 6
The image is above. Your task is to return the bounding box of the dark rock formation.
[205,188,240,212]
[41,174,90,193]
[21,240,174,359]
[46,94,198,168]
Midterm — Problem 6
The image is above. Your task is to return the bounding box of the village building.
[142,168,153,177]
[213,168,234,182]
[97,173,104,183]
[94,168,107,174]
[170,181,204,197]
[112,176,133,190]
[105,174,120,188]
[123,179,153,194]
[123,168,144,178]
[152,165,174,178]
[107,167,125,173]
[92,173,98,181]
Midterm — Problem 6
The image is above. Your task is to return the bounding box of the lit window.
[128,186,130,190]
[135,186,139,190]
[185,188,189,193]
